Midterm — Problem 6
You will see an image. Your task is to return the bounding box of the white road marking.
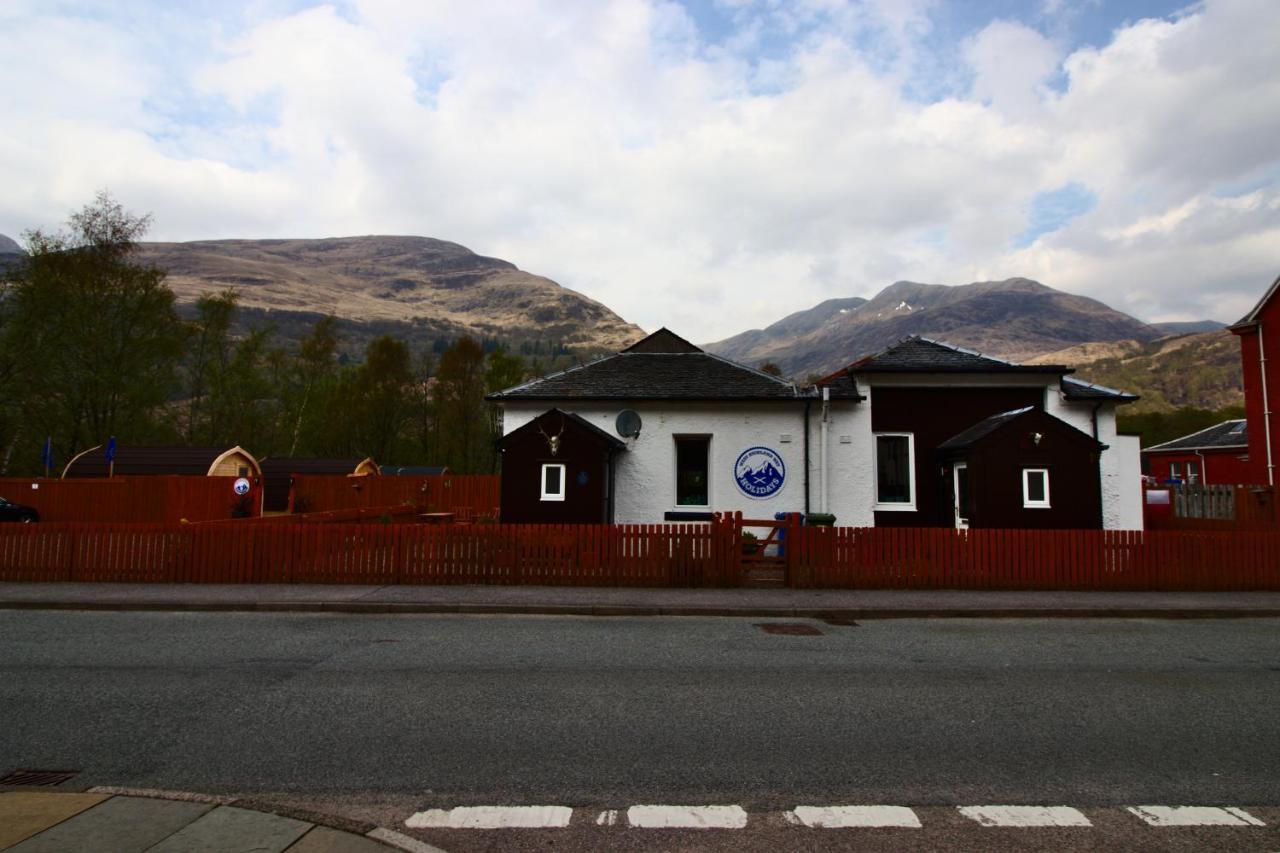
[626,805,749,829]
[367,827,452,853]
[595,809,619,826]
[1126,806,1266,827]
[958,806,1092,827]
[790,806,922,828]
[405,806,573,829]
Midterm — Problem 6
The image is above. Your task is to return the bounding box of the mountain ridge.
[705,277,1167,377]
[134,235,644,352]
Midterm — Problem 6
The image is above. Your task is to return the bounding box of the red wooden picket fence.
[1,515,1276,590]
[0,477,261,524]
[0,522,734,586]
[287,474,499,518]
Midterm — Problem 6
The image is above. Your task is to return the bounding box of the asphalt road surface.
[2,611,1278,850]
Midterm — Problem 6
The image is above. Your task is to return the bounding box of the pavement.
[0,788,437,853]
[3,581,1280,618]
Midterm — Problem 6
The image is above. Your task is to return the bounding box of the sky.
[1,0,1277,342]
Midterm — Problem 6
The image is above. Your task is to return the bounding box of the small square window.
[540,464,566,502]
[1022,468,1050,509]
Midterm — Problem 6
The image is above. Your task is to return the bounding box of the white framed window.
[874,433,916,511]
[540,463,566,502]
[1022,468,1050,509]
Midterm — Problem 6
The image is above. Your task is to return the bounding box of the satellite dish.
[616,409,642,438]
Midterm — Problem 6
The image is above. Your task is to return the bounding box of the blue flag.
[41,437,54,471]
[105,436,116,463]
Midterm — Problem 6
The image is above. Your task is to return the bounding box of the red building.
[1230,274,1280,485]
[1142,420,1252,485]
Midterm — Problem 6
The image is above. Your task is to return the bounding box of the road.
[1,611,1278,850]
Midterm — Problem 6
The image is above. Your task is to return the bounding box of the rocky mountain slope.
[0,233,22,254]
[705,277,1162,377]
[1150,319,1226,335]
[1029,330,1243,414]
[134,236,643,352]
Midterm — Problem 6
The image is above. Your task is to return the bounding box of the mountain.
[135,236,644,353]
[1029,330,1243,414]
[0,233,22,254]
[705,277,1161,377]
[1150,320,1226,335]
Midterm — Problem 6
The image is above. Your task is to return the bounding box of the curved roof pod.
[61,445,262,479]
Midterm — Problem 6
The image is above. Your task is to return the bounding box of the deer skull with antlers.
[538,416,566,456]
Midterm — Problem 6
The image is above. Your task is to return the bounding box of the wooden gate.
[729,512,802,587]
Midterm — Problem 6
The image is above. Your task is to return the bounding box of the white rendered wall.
[502,401,828,523]
[1046,394,1144,530]
[807,401,876,527]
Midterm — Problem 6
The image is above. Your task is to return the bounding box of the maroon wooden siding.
[499,413,619,524]
[944,409,1102,529]
[870,386,1045,527]
[1233,286,1280,485]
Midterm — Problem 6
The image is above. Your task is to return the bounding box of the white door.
[953,463,969,529]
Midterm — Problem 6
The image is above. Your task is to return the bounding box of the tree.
[353,335,414,462]
[759,362,783,377]
[287,316,339,455]
[183,290,237,443]
[432,337,488,472]
[1,192,185,471]
[485,347,526,395]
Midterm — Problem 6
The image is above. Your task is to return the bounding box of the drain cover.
[756,623,823,636]
[0,769,78,787]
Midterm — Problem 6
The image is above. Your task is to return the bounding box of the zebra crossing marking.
[957,806,1093,827]
[1126,806,1265,827]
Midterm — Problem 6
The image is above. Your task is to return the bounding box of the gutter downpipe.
[820,386,830,514]
[1260,323,1275,486]
[1195,449,1208,486]
[803,399,811,516]
[1091,401,1106,528]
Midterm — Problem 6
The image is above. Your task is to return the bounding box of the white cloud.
[963,20,1061,119]
[0,0,1276,341]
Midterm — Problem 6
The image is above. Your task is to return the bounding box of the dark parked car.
[0,496,39,522]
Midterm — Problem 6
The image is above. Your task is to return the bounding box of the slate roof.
[499,408,627,450]
[818,370,864,400]
[1060,376,1139,403]
[849,337,1072,374]
[938,406,1100,453]
[1145,419,1249,452]
[488,328,816,402]
[1230,273,1280,329]
[937,407,1036,452]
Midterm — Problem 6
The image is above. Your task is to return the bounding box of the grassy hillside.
[1054,330,1243,414]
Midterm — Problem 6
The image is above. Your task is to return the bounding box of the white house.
[488,329,1143,530]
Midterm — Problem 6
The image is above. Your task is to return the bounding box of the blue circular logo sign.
[734,446,786,499]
